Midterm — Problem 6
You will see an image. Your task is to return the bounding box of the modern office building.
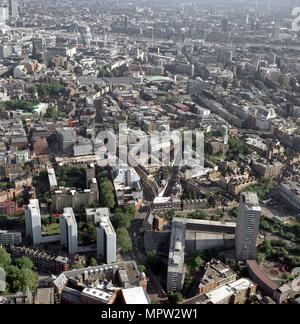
[0,230,22,246]
[73,137,93,156]
[57,128,75,156]
[32,37,43,59]
[111,166,143,207]
[52,182,99,212]
[235,192,262,261]
[25,199,42,245]
[166,218,186,292]
[8,0,18,18]
[96,211,116,264]
[60,208,78,255]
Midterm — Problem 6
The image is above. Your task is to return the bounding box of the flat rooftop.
[174,217,236,228]
[122,287,149,304]
[153,197,181,204]
[86,208,110,219]
[27,199,41,218]
[47,167,58,187]
[241,192,260,207]
[100,217,115,236]
[168,219,186,273]
[205,278,254,304]
[63,208,77,226]
[82,287,113,304]
[199,259,236,288]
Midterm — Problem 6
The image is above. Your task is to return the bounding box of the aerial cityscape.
[0,0,300,307]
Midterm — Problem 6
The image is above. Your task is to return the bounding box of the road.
[159,166,180,198]
[130,219,168,303]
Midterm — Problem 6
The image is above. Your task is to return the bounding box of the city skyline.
[0,0,299,309]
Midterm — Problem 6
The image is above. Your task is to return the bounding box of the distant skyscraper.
[235,192,262,261]
[60,208,78,255]
[0,5,9,22]
[32,37,43,59]
[222,126,229,145]
[8,0,18,18]
[25,199,42,245]
[221,18,229,32]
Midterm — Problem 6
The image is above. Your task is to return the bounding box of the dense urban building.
[10,246,70,274]
[197,259,238,296]
[0,230,22,245]
[0,0,299,307]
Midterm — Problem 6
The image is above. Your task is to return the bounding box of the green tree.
[256,253,265,265]
[98,67,111,77]
[167,292,183,304]
[6,266,38,293]
[260,219,270,231]
[37,82,64,97]
[167,96,181,105]
[15,257,34,270]
[74,66,83,77]
[111,68,120,77]
[0,182,10,190]
[117,228,132,254]
[258,240,273,257]
[0,247,11,269]
[29,85,38,95]
[114,209,131,230]
[189,255,205,272]
[138,265,146,273]
[4,100,39,112]
[49,214,56,224]
[227,137,249,160]
[245,178,274,200]
[189,210,210,220]
[99,179,116,209]
[16,192,26,206]
[86,224,97,241]
[46,107,59,119]
[146,251,164,275]
[58,180,67,187]
[102,193,116,209]
[81,223,97,244]
[71,264,83,270]
[90,257,98,267]
[124,205,136,218]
